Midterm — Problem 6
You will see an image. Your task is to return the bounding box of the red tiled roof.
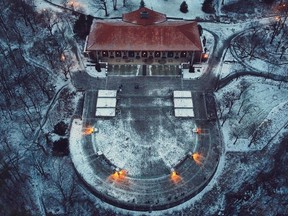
[122,7,166,26]
[86,8,202,52]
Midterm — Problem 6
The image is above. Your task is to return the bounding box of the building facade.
[84,7,203,69]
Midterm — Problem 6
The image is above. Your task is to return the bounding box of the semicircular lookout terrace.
[70,88,221,211]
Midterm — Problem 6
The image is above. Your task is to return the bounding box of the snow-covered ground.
[2,0,288,215]
[216,77,288,152]
[39,0,209,19]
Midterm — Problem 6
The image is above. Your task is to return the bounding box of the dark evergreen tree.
[263,0,275,4]
[140,0,145,8]
[180,1,188,13]
[54,121,68,136]
[73,14,94,39]
[87,15,94,28]
[95,63,101,72]
[53,138,69,156]
[202,0,215,14]
[198,24,203,36]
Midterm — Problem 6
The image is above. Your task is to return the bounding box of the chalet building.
[84,7,203,71]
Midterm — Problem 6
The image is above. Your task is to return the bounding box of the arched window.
[115,51,121,57]
[142,51,148,57]
[180,51,187,58]
[155,51,161,58]
[102,51,108,57]
[128,51,135,57]
[168,51,174,57]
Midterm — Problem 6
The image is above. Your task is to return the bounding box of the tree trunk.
[233,136,238,145]
[113,0,117,10]
[238,112,246,123]
[102,0,109,16]
[237,100,245,115]
[221,116,227,126]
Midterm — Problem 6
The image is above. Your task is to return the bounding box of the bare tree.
[60,53,74,80]
[217,100,225,119]
[30,68,54,101]
[94,0,109,16]
[269,2,288,45]
[248,119,272,147]
[270,20,282,44]
[223,91,239,114]
[238,104,253,124]
[10,0,37,32]
[112,0,117,10]
[249,27,266,60]
[229,126,241,145]
[0,138,32,215]
[237,98,250,115]
[238,79,250,98]
[277,2,288,29]
[266,60,277,81]
[31,153,49,178]
[221,111,231,126]
[233,25,267,60]
[37,9,60,36]
[52,160,78,214]
[280,45,287,59]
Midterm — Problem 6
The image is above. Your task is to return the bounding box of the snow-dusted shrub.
[73,14,94,40]
[202,0,215,14]
[180,1,188,13]
[53,138,69,156]
[54,121,68,136]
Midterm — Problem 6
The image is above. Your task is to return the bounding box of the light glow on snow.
[194,127,202,134]
[109,170,127,183]
[83,127,94,135]
[203,53,209,59]
[60,53,65,62]
[192,152,204,166]
[170,170,182,184]
[68,1,80,8]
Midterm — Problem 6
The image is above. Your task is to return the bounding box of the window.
[142,51,148,58]
[128,51,135,57]
[155,51,161,58]
[168,51,174,58]
[102,51,108,57]
[180,51,187,58]
[115,51,121,57]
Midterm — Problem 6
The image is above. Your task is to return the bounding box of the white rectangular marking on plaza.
[173,90,192,98]
[174,98,193,108]
[98,90,117,97]
[174,108,194,117]
[96,90,117,117]
[173,91,195,118]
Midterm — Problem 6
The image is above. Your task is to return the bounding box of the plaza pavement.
[70,69,221,210]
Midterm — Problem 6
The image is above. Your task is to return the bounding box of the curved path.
[218,70,288,90]
[217,24,288,89]
[23,52,69,152]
